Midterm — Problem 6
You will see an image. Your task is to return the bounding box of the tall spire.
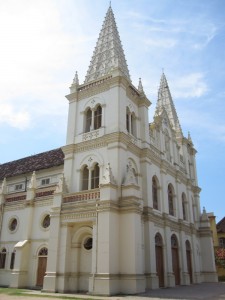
[84,5,130,83]
[155,72,183,137]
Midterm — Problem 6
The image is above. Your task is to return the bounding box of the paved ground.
[1,283,225,300]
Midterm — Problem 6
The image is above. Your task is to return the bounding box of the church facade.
[0,6,217,295]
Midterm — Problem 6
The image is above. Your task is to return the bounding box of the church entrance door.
[155,233,164,287]
[36,247,48,287]
[171,235,180,285]
[186,240,193,283]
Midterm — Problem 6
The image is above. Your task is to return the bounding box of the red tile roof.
[217,217,225,233]
[0,148,64,180]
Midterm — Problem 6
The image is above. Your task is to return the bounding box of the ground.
[1,283,225,300]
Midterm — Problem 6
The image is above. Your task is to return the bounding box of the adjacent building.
[0,5,217,295]
[209,215,225,279]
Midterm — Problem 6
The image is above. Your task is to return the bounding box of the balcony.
[63,189,100,204]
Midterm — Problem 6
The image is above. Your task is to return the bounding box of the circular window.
[83,237,93,250]
[9,218,18,232]
[42,214,50,229]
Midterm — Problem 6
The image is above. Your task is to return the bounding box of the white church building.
[0,5,217,295]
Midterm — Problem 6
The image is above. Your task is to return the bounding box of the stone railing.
[63,189,100,204]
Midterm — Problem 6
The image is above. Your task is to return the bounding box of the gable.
[217,217,225,233]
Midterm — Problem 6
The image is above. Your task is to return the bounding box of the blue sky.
[0,0,224,222]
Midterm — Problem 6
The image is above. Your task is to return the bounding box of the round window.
[42,214,50,229]
[9,218,18,232]
[83,237,93,250]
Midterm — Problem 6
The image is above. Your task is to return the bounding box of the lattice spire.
[84,5,130,83]
[155,72,183,137]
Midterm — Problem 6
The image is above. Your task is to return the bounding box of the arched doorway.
[186,240,193,283]
[36,247,48,287]
[71,226,93,292]
[155,233,164,287]
[171,234,180,285]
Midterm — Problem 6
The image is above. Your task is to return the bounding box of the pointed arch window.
[85,108,92,133]
[91,164,100,189]
[82,165,89,190]
[182,192,188,221]
[152,176,159,210]
[165,129,171,162]
[94,105,102,130]
[126,108,130,132]
[81,163,100,191]
[10,249,16,270]
[0,248,6,269]
[131,113,136,136]
[85,105,102,133]
[168,184,175,216]
[126,107,136,136]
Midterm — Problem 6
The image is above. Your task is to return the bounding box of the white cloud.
[0,1,75,101]
[180,108,225,144]
[126,9,218,51]
[143,37,177,48]
[0,104,30,130]
[172,73,209,98]
[0,0,91,131]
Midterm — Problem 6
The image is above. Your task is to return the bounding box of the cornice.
[143,207,196,234]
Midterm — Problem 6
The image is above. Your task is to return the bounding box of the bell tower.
[61,4,151,295]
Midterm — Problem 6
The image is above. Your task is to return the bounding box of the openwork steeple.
[155,73,183,137]
[84,5,130,83]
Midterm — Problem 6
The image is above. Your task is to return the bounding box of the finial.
[188,131,193,143]
[138,78,144,94]
[72,71,79,86]
[29,171,37,189]
[162,68,164,74]
[109,1,111,7]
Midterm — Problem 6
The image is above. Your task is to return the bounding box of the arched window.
[165,129,171,161]
[168,184,175,216]
[82,165,89,190]
[91,164,100,189]
[81,163,99,190]
[192,197,196,222]
[152,176,159,210]
[126,108,130,132]
[94,105,102,130]
[131,113,136,136]
[10,249,16,270]
[0,248,6,269]
[38,247,48,256]
[182,193,188,220]
[126,107,136,136]
[85,108,92,132]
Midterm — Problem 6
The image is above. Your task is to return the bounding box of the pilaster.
[43,190,63,292]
